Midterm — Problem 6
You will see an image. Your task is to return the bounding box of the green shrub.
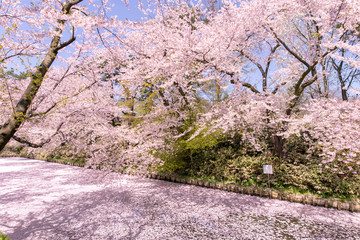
[161,131,360,198]
[0,232,10,240]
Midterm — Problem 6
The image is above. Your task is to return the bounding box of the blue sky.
[107,0,148,21]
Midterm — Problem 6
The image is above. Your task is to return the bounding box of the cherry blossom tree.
[0,0,116,151]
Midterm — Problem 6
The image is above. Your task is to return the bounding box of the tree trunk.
[273,135,285,159]
[340,81,348,101]
[0,43,60,151]
[341,88,348,101]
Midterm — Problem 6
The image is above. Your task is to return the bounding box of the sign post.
[263,165,273,189]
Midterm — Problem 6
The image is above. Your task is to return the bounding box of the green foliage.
[0,232,10,240]
[52,157,86,165]
[155,149,187,173]
[14,145,24,154]
[48,143,88,164]
[181,129,222,154]
[161,131,360,199]
[283,134,314,165]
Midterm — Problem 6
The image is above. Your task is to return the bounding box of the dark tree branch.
[13,122,64,148]
[239,81,260,94]
[270,27,311,68]
[55,27,76,51]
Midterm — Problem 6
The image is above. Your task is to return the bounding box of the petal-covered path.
[0,157,359,240]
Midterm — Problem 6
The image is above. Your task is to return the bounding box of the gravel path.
[0,157,359,240]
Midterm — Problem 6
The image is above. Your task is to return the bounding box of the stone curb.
[8,156,360,213]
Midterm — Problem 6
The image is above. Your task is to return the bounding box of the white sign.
[263,165,273,174]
